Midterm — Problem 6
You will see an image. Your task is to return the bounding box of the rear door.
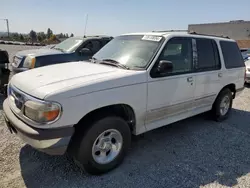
[193,38,222,111]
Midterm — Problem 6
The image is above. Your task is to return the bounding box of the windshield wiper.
[100,59,130,70]
[53,47,64,52]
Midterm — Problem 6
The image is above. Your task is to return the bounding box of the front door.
[146,37,196,131]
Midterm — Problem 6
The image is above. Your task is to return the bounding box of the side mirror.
[79,48,92,56]
[157,60,173,74]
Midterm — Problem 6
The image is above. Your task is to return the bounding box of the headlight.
[24,100,61,123]
[23,55,36,68]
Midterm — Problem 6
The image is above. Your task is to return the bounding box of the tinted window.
[196,38,220,71]
[156,37,193,74]
[220,41,245,69]
[91,40,102,54]
[101,39,111,47]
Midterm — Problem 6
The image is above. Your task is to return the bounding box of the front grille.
[8,85,25,111]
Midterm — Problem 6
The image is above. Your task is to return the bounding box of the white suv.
[3,31,245,175]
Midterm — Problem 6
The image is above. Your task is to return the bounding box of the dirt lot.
[1,44,250,188]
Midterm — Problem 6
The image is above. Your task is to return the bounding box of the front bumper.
[3,99,74,155]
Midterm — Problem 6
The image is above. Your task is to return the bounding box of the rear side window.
[196,38,221,71]
[220,41,245,69]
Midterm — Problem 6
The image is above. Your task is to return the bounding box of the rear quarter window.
[220,41,245,69]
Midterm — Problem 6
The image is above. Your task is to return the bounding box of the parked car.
[241,48,250,61]
[10,36,113,74]
[3,32,245,175]
[0,49,10,96]
[244,59,250,83]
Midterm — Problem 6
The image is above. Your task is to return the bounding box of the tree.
[47,28,53,39]
[29,30,37,43]
[37,32,46,41]
[65,33,69,38]
[11,32,19,40]
[19,34,24,41]
[37,35,42,42]
[48,34,57,43]
[59,33,64,38]
[70,33,74,37]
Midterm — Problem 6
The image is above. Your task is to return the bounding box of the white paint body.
[9,32,245,135]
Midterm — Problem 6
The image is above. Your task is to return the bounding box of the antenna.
[83,14,88,37]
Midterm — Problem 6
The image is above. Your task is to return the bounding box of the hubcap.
[92,129,123,164]
[220,95,230,116]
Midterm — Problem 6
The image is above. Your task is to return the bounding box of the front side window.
[154,37,193,75]
[91,40,102,54]
[54,37,84,52]
[93,35,164,69]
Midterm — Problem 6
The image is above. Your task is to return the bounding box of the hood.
[10,61,146,99]
[16,48,64,57]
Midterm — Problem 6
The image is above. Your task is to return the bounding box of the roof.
[121,31,235,41]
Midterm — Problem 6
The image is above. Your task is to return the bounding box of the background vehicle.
[241,48,250,61]
[10,35,113,74]
[3,32,245,175]
[245,59,250,83]
[0,49,10,96]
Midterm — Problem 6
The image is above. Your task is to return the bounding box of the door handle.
[218,73,223,77]
[187,77,193,82]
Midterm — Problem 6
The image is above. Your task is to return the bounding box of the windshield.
[93,35,164,69]
[54,37,84,52]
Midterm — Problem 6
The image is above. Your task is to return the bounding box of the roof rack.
[151,30,230,39]
[188,31,230,39]
[152,30,188,32]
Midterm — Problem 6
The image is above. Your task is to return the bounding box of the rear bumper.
[3,99,74,155]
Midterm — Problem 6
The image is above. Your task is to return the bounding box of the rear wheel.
[70,116,131,175]
[212,88,233,121]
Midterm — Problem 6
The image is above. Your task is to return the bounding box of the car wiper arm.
[100,59,130,70]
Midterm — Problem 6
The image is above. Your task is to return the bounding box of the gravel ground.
[0,44,40,61]
[1,44,250,188]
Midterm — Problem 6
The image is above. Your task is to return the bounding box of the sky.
[0,0,249,37]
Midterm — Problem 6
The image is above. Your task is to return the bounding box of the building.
[188,20,250,48]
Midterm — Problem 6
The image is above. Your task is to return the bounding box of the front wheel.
[71,116,131,175]
[212,88,233,121]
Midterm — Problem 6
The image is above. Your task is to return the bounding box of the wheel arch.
[74,103,136,134]
[213,83,236,107]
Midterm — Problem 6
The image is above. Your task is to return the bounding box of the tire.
[212,88,233,122]
[71,116,131,175]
